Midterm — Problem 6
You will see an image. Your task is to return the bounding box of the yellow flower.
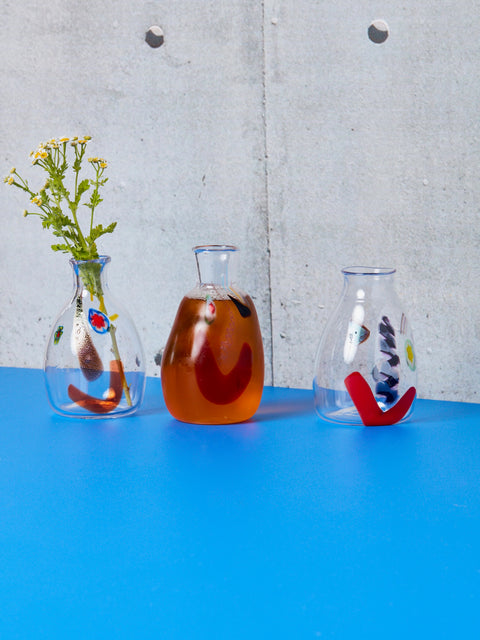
[7,176,14,185]
[23,210,28,217]
[10,167,15,174]
[99,162,107,168]
[33,144,48,160]
[84,135,92,141]
[59,137,70,143]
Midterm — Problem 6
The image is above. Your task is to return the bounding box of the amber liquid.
[161,292,264,424]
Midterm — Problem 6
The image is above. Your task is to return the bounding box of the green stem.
[70,144,89,252]
[108,323,133,406]
[71,205,88,251]
[80,262,132,407]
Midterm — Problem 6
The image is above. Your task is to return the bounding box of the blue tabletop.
[1,367,480,639]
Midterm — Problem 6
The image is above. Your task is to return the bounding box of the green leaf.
[76,179,90,200]
[86,221,117,244]
[85,187,103,211]
[51,243,71,253]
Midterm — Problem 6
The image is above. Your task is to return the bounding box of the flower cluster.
[5,136,116,262]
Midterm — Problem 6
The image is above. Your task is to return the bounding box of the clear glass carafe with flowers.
[5,137,145,417]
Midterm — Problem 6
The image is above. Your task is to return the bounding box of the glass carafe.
[313,266,417,426]
[44,256,146,418]
[161,245,264,424]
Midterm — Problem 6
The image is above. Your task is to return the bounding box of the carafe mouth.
[69,255,111,272]
[342,266,396,276]
[193,244,238,254]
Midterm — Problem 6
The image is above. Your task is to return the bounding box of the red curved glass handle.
[344,371,416,426]
[68,360,124,414]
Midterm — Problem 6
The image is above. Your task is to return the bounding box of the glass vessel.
[44,256,146,418]
[161,244,264,424]
[313,266,417,426]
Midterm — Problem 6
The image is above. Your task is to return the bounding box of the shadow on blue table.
[104,375,475,431]
[253,387,314,422]
[135,379,314,422]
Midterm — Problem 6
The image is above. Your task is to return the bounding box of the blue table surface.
[1,367,480,639]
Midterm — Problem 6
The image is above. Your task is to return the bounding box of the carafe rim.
[193,244,238,254]
[69,255,111,267]
[342,266,396,276]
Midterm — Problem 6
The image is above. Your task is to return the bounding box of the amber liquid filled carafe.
[161,245,264,424]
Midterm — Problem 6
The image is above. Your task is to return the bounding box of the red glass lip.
[342,266,396,276]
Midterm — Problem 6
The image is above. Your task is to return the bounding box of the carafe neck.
[341,266,396,300]
[70,255,110,298]
[194,245,238,287]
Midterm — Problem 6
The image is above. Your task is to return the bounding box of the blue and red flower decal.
[88,308,110,334]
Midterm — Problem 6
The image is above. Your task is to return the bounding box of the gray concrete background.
[1,1,479,402]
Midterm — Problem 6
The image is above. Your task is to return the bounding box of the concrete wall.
[1,0,479,402]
